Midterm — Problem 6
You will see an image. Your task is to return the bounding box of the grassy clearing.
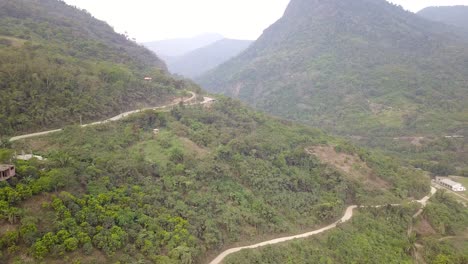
[0,35,26,47]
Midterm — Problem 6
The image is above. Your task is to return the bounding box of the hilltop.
[418,6,468,31]
[0,0,195,136]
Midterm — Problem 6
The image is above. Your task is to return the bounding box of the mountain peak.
[282,0,390,19]
[199,0,468,137]
[262,0,402,45]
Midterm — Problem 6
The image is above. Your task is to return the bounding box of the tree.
[19,223,38,246]
[64,237,79,251]
[433,254,452,264]
[32,241,48,259]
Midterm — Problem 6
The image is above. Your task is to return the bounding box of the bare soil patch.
[393,136,426,146]
[0,223,17,236]
[415,218,436,236]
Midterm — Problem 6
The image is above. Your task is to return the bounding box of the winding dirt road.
[9,92,213,142]
[209,187,437,264]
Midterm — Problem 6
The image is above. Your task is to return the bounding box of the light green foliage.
[0,149,13,163]
[423,192,468,236]
[63,237,78,251]
[0,99,429,262]
[225,206,416,264]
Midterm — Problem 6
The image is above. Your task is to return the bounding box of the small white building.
[436,178,466,192]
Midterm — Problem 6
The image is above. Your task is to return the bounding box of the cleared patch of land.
[305,145,390,190]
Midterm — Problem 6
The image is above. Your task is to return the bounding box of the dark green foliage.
[0,98,429,262]
[198,0,468,148]
[224,206,416,264]
[0,0,196,136]
[356,135,467,177]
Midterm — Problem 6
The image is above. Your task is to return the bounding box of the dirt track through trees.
[10,92,214,142]
[209,187,437,264]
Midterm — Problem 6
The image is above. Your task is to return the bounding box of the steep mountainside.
[418,6,468,31]
[0,0,193,136]
[166,39,253,78]
[198,0,468,139]
[1,98,429,263]
[143,33,223,58]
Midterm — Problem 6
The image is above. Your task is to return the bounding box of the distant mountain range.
[143,33,223,58]
[165,39,253,78]
[418,6,468,31]
[198,0,468,138]
[144,35,253,78]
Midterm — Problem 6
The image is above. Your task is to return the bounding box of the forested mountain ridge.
[0,0,193,136]
[165,39,253,78]
[418,6,468,31]
[1,98,430,263]
[198,0,468,139]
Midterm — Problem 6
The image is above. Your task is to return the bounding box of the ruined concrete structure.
[0,165,15,181]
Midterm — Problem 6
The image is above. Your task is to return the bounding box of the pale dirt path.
[9,92,210,142]
[412,187,436,218]
[209,206,357,264]
[209,187,437,264]
[8,129,64,142]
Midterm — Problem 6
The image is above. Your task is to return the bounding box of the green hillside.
[0,98,429,263]
[418,6,468,31]
[0,0,193,136]
[225,193,468,264]
[198,0,468,143]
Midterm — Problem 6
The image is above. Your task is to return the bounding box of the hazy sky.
[62,0,468,42]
